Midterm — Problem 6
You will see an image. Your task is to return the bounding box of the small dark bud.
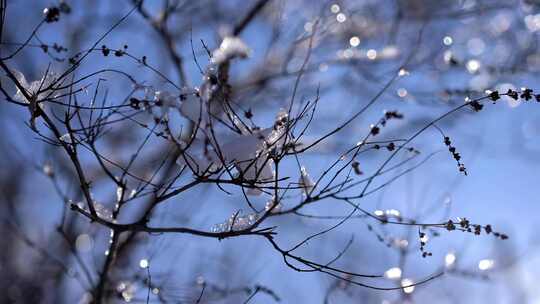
[101,45,110,56]
[520,88,533,101]
[129,98,141,110]
[384,110,401,119]
[352,161,363,175]
[469,100,483,112]
[444,137,451,146]
[370,125,380,136]
[43,7,60,23]
[446,220,455,231]
[52,43,67,53]
[489,91,500,102]
[507,89,518,100]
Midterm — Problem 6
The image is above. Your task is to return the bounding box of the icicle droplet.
[248,213,259,224]
[95,203,113,219]
[211,36,251,64]
[385,209,401,220]
[212,210,261,232]
[298,166,315,195]
[265,197,282,213]
[401,278,415,294]
[445,252,456,268]
[398,68,409,77]
[59,133,73,144]
[139,259,149,269]
[384,267,402,280]
[478,259,494,271]
[116,186,124,202]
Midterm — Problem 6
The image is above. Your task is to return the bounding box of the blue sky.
[2,1,540,303]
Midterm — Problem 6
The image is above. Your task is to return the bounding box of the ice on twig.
[211,36,251,64]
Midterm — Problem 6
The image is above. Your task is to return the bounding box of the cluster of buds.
[443,136,467,175]
[487,88,540,103]
[380,110,404,127]
[467,88,539,112]
[419,230,433,258]
[445,218,508,240]
[369,110,404,136]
